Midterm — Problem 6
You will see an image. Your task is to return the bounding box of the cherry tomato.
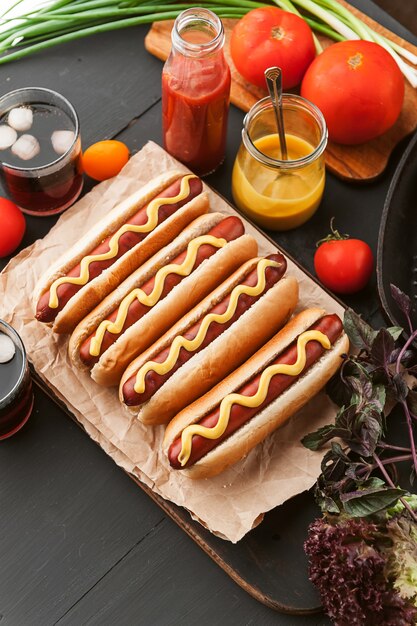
[0,198,26,258]
[301,40,404,145]
[82,140,130,181]
[230,7,315,90]
[314,223,373,294]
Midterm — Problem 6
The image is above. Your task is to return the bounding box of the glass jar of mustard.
[232,95,328,231]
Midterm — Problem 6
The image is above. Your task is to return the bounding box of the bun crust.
[121,256,271,388]
[163,309,349,479]
[68,212,258,385]
[34,170,208,334]
[121,271,299,425]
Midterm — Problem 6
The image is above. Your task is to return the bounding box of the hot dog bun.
[68,213,258,386]
[34,171,209,334]
[120,255,299,425]
[163,308,349,479]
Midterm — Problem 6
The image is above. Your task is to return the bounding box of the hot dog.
[119,253,299,425]
[163,308,349,479]
[68,213,258,386]
[34,171,209,334]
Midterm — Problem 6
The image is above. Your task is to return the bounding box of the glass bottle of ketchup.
[162,8,231,176]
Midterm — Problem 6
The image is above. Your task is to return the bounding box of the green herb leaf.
[302,424,338,450]
[386,516,417,603]
[330,442,351,462]
[387,326,404,341]
[315,487,341,514]
[341,486,407,517]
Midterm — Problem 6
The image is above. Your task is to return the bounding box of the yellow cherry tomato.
[82,140,130,181]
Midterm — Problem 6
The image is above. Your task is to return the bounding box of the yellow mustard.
[89,234,227,356]
[232,134,325,231]
[48,174,197,309]
[178,329,331,466]
[133,258,280,394]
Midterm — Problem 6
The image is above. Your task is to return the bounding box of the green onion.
[0,0,415,85]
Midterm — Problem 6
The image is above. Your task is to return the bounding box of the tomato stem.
[316,217,349,247]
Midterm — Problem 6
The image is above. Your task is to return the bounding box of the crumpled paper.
[0,141,344,543]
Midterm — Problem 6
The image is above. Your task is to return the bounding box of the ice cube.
[0,333,15,363]
[11,134,40,161]
[51,130,75,156]
[8,106,33,132]
[0,124,17,150]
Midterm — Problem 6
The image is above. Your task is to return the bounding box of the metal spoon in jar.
[264,66,288,161]
[262,66,299,196]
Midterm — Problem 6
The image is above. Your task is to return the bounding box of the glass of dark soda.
[0,87,83,216]
[0,320,34,439]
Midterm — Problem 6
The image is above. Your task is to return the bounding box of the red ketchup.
[162,8,231,177]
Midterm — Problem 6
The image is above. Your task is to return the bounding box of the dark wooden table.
[0,2,415,624]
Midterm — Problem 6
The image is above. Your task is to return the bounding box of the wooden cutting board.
[145,2,417,182]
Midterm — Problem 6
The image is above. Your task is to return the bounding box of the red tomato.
[0,198,26,258]
[230,7,315,89]
[301,40,404,145]
[314,234,374,295]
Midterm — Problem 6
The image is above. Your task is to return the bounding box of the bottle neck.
[171,8,225,58]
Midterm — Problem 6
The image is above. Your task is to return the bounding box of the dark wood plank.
[56,519,330,626]
[0,1,413,624]
[0,24,163,250]
[37,94,399,617]
[0,25,162,147]
[0,385,164,625]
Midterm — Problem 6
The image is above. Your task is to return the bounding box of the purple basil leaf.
[346,462,368,480]
[390,284,412,317]
[392,373,409,403]
[320,448,351,484]
[326,372,351,407]
[335,404,358,430]
[348,424,380,457]
[347,375,373,407]
[370,328,395,368]
[389,347,416,366]
[343,308,377,351]
[357,413,382,456]
[407,389,417,416]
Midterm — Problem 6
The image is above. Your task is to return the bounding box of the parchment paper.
[0,141,344,543]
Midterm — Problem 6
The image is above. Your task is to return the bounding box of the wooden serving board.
[30,205,336,615]
[145,1,417,182]
[0,140,346,613]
